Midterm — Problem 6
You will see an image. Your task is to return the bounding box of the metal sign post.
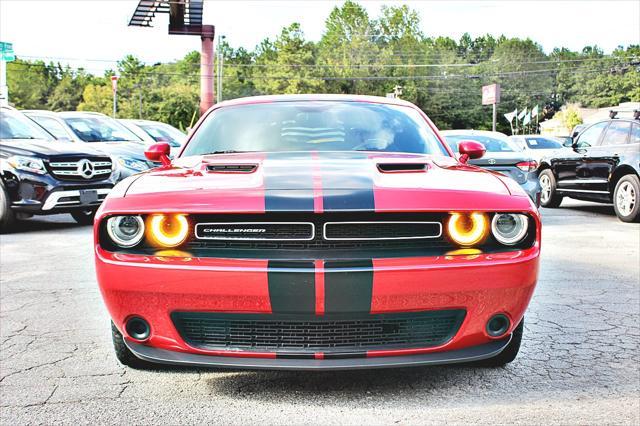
[111,76,119,118]
[482,83,501,132]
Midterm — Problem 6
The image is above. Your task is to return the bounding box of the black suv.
[0,107,117,231]
[538,117,640,222]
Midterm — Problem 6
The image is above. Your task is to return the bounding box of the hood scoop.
[377,163,428,173]
[206,164,258,173]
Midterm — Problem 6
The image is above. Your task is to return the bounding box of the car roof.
[440,129,510,139]
[22,110,61,117]
[214,94,417,109]
[57,111,109,118]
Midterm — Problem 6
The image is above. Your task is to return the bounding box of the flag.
[504,109,517,123]
[523,112,531,125]
[531,105,539,118]
[517,108,527,120]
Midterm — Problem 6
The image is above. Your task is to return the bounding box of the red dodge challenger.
[94,95,540,370]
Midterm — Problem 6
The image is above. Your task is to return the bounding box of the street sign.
[111,75,119,92]
[482,83,500,105]
[0,41,15,62]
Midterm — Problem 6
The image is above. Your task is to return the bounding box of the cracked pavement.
[1,200,638,424]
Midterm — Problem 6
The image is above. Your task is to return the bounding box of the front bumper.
[125,336,511,370]
[96,244,540,369]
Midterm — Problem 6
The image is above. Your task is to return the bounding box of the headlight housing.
[106,215,145,248]
[147,214,189,248]
[117,157,148,172]
[491,213,529,245]
[446,212,489,247]
[7,156,47,175]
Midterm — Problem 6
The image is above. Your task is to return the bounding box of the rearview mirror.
[458,140,486,163]
[145,142,171,166]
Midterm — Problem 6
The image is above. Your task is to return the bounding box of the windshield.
[182,101,448,157]
[138,122,185,147]
[64,116,142,142]
[444,134,521,153]
[523,136,563,149]
[0,109,54,140]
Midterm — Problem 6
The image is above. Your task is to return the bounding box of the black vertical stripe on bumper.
[263,152,315,211]
[324,260,374,314]
[268,261,315,314]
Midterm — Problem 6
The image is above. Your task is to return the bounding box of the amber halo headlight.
[447,212,489,247]
[491,213,529,246]
[106,215,145,248]
[147,214,189,248]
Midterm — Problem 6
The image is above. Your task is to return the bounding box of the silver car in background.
[118,119,186,157]
[23,110,155,180]
[509,134,572,164]
[441,130,541,204]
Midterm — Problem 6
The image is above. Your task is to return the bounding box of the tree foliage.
[6,1,639,132]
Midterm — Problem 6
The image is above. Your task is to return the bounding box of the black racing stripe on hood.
[263,152,315,211]
[324,260,374,314]
[268,261,316,314]
[319,152,375,211]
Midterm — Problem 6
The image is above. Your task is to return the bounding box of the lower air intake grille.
[172,310,465,354]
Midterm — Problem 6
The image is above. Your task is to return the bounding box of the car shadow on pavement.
[559,203,616,217]
[5,217,86,234]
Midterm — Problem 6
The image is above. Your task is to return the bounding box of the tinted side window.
[600,121,631,146]
[576,122,608,148]
[631,123,640,145]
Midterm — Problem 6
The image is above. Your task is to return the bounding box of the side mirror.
[458,140,486,163]
[145,142,171,166]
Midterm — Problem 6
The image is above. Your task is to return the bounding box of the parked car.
[555,135,574,147]
[23,110,155,179]
[118,119,186,156]
[538,117,640,222]
[0,106,116,230]
[509,134,571,164]
[441,130,541,204]
[95,94,540,370]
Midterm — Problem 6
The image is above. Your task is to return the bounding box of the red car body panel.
[94,95,541,368]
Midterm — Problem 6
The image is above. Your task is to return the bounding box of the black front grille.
[195,222,314,241]
[324,221,441,240]
[172,310,466,354]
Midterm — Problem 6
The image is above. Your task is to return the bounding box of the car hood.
[0,139,110,159]
[104,151,533,214]
[469,151,531,166]
[87,141,148,161]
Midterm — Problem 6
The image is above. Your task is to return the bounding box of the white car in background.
[508,134,572,164]
[119,119,186,157]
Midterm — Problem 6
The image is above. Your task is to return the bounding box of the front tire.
[477,318,524,367]
[613,175,640,223]
[539,170,563,208]
[0,183,17,233]
[111,321,153,369]
[70,209,96,225]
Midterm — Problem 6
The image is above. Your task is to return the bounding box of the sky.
[1,0,639,74]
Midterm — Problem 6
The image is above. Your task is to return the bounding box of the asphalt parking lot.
[1,200,638,425]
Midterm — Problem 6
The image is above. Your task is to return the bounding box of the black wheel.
[0,183,17,233]
[476,318,524,367]
[539,169,563,208]
[613,175,640,223]
[111,321,153,369]
[70,209,96,225]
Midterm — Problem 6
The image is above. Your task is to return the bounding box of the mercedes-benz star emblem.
[77,159,95,179]
[488,159,496,165]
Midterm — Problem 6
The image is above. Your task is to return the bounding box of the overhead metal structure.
[129,0,204,34]
[128,0,215,114]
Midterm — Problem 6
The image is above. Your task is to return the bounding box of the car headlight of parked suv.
[117,157,149,172]
[7,156,47,175]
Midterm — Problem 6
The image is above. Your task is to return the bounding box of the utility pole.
[111,75,119,118]
[217,35,225,103]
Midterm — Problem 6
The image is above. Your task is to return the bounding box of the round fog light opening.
[106,215,145,248]
[486,314,510,337]
[491,213,528,245]
[125,317,150,341]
